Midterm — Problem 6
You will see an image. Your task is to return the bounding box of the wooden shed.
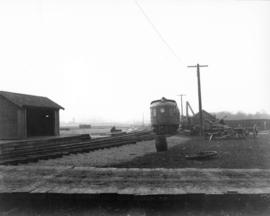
[0,91,64,140]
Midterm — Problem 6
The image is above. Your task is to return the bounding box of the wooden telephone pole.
[177,94,185,124]
[187,64,208,136]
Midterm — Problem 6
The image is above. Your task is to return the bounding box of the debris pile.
[181,106,258,139]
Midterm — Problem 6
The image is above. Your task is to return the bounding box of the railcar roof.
[150,97,176,105]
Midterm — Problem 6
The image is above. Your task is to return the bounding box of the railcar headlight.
[160,108,165,113]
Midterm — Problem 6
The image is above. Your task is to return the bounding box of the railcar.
[150,97,180,134]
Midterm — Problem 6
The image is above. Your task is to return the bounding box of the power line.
[133,0,183,64]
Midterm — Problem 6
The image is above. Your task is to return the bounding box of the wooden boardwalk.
[0,166,270,195]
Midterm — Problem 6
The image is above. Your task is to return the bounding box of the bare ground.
[28,136,189,167]
[28,132,270,169]
[3,133,270,215]
[112,133,270,169]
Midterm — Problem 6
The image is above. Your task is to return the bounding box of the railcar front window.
[160,108,165,113]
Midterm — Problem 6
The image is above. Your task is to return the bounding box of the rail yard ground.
[1,131,270,216]
[113,131,270,169]
[29,131,270,169]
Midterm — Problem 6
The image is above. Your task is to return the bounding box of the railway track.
[0,130,154,165]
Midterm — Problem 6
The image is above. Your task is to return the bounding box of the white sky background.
[0,0,269,124]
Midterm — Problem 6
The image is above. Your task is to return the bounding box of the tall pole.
[177,94,185,123]
[187,64,208,136]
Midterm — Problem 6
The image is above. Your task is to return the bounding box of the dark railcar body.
[150,97,180,134]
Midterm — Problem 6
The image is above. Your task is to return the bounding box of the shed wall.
[17,109,27,139]
[54,110,60,136]
[0,95,61,139]
[0,97,18,139]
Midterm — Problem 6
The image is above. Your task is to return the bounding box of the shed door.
[26,108,55,137]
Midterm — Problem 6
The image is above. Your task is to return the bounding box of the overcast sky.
[0,0,269,123]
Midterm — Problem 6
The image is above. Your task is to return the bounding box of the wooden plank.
[1,166,270,195]
[0,166,73,193]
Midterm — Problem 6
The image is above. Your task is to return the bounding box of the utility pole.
[177,94,185,123]
[187,64,208,136]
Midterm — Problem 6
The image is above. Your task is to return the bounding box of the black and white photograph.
[0,0,270,215]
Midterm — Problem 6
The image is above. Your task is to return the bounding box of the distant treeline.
[213,111,270,120]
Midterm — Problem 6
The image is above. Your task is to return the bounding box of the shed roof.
[0,91,64,110]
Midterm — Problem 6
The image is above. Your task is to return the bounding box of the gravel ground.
[27,133,270,169]
[28,136,189,167]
